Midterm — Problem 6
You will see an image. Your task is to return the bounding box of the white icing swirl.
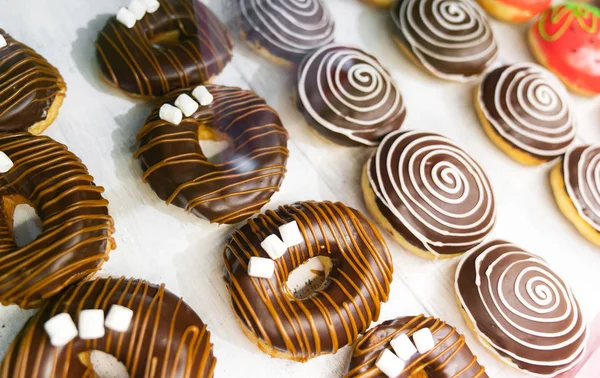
[479,63,575,157]
[564,145,600,231]
[297,45,406,146]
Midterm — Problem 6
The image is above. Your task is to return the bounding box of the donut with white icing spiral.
[477,63,575,161]
[455,240,588,377]
[297,45,406,146]
[365,130,496,257]
[391,0,498,81]
[563,145,600,232]
[239,0,335,64]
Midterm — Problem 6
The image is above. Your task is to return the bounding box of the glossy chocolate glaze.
[223,201,393,361]
[346,314,487,378]
[0,29,65,132]
[562,145,600,231]
[0,133,115,308]
[456,240,587,377]
[96,0,233,98]
[0,277,216,378]
[135,85,288,224]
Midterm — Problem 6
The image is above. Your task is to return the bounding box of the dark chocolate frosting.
[0,277,216,378]
[562,144,600,231]
[478,63,575,160]
[390,0,498,81]
[0,29,66,132]
[223,201,393,361]
[455,240,588,377]
[0,133,115,308]
[346,314,488,378]
[297,45,407,146]
[239,0,335,64]
[96,0,233,98]
[135,85,288,224]
[367,130,496,257]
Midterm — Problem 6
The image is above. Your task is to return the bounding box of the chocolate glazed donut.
[0,277,216,378]
[135,85,288,224]
[0,133,115,308]
[223,201,394,362]
[96,0,233,98]
[346,314,487,377]
[0,29,66,134]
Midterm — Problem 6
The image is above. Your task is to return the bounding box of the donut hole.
[149,29,182,50]
[3,195,42,247]
[198,125,232,163]
[78,350,129,378]
[285,256,333,300]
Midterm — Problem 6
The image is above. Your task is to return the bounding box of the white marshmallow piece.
[279,221,303,247]
[0,151,13,173]
[0,35,6,49]
[78,309,105,340]
[413,328,435,354]
[375,349,405,378]
[142,0,160,13]
[116,7,137,29]
[192,86,214,106]
[260,234,288,260]
[159,104,183,125]
[174,94,199,117]
[248,256,275,279]
[128,0,146,20]
[390,333,417,361]
[44,313,78,347]
[105,305,134,332]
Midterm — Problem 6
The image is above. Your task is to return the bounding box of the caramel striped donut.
[476,63,575,165]
[297,45,407,146]
[223,201,393,362]
[239,0,335,65]
[134,85,288,224]
[345,314,488,377]
[455,240,588,377]
[95,0,233,98]
[0,133,115,308]
[391,0,498,82]
[0,29,66,134]
[363,130,496,259]
[0,277,216,378]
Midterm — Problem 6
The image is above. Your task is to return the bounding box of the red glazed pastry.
[529,3,600,96]
[478,0,551,23]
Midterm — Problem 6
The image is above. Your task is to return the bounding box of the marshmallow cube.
[0,151,13,173]
[44,313,78,347]
[142,0,160,13]
[279,221,303,247]
[390,333,417,361]
[128,0,146,20]
[78,309,105,340]
[105,305,134,332]
[159,104,183,125]
[174,94,199,117]
[260,234,288,260]
[116,8,137,29]
[375,349,405,378]
[413,328,435,354]
[192,86,214,106]
[248,256,275,279]
[0,35,6,49]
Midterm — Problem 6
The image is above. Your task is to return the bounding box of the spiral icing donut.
[297,45,407,146]
[551,145,600,246]
[390,0,498,82]
[363,130,496,259]
[223,201,393,361]
[477,0,551,23]
[455,240,588,377]
[529,3,600,96]
[239,0,335,66]
[476,63,575,165]
[0,29,66,134]
[0,277,216,378]
[0,133,115,308]
[345,314,488,378]
[96,0,233,98]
